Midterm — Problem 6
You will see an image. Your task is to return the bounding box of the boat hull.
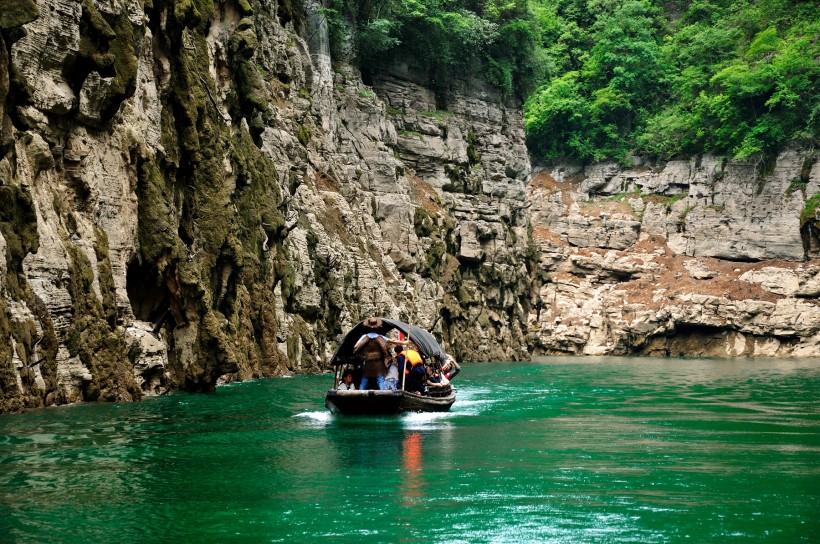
[400,390,456,412]
[325,389,456,415]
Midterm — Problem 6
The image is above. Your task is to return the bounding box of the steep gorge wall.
[0,0,534,412]
[527,151,820,358]
[0,1,817,413]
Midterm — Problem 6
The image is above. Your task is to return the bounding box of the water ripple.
[1,358,818,543]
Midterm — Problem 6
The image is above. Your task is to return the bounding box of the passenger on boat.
[384,354,400,390]
[437,368,450,386]
[352,320,406,353]
[337,370,355,391]
[403,344,423,367]
[403,346,426,393]
[356,344,387,391]
[394,345,406,365]
[353,331,389,350]
[353,318,394,390]
[394,346,408,377]
[425,366,448,391]
[441,355,461,380]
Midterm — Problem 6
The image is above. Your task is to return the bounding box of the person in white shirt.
[384,353,400,390]
[337,370,355,391]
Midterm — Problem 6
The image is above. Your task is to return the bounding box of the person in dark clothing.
[425,365,448,390]
[353,318,390,390]
[391,346,407,390]
[404,357,426,393]
[353,318,406,390]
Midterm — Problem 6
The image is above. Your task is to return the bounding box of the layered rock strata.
[527,152,820,357]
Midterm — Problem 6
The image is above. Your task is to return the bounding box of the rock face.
[527,153,820,358]
[0,1,818,413]
[0,0,533,412]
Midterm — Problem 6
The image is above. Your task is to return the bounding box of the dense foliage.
[323,1,818,162]
[321,0,546,98]
[524,0,819,162]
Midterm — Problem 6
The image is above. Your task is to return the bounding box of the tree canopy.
[524,0,819,162]
[321,0,545,98]
[322,0,819,162]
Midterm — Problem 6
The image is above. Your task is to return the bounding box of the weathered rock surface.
[527,152,820,359]
[0,0,533,412]
[0,0,817,413]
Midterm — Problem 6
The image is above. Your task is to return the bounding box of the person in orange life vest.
[403,344,426,393]
[403,344,423,367]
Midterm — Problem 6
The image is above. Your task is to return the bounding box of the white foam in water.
[457,389,496,403]
[449,387,497,415]
[451,399,495,415]
[458,387,492,399]
[294,411,333,425]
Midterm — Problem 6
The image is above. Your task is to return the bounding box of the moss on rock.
[237,0,254,16]
[136,160,184,262]
[93,228,118,326]
[800,193,820,227]
[0,0,38,29]
[77,0,138,122]
[173,0,215,30]
[466,128,481,166]
[413,207,455,279]
[229,18,268,117]
[297,124,311,147]
[231,125,283,263]
[185,309,239,391]
[65,243,141,402]
[0,297,19,412]
[0,184,39,300]
[125,0,292,393]
[28,293,58,397]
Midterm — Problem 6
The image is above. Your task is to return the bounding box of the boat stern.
[324,389,404,415]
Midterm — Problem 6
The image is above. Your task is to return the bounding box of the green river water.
[1,357,818,543]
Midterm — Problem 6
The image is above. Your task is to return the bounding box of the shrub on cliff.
[322,0,545,98]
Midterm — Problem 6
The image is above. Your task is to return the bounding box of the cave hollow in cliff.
[126,257,173,331]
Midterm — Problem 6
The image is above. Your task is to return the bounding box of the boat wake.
[400,411,454,429]
[449,398,494,415]
[293,411,334,426]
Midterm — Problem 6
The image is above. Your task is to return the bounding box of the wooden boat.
[324,317,456,415]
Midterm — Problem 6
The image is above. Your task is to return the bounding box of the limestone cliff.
[0,0,533,412]
[0,1,817,413]
[527,151,820,357]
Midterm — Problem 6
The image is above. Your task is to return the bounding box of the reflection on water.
[402,432,424,505]
[1,357,819,543]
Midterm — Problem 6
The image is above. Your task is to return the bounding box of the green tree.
[323,0,544,98]
[525,0,819,162]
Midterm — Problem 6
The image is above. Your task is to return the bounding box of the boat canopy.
[329,317,447,367]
